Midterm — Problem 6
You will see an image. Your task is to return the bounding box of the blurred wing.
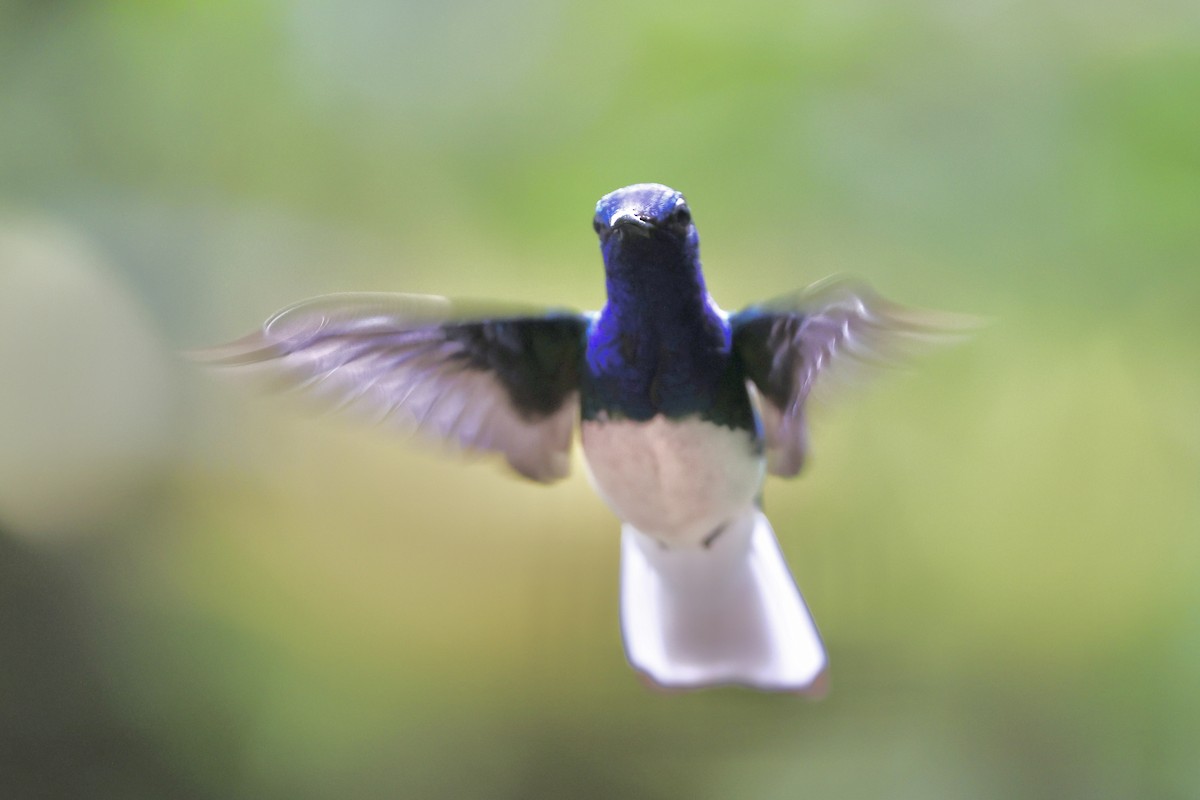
[193,293,590,482]
[731,277,977,476]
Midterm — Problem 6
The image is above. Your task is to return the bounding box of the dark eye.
[671,206,692,226]
[592,218,604,234]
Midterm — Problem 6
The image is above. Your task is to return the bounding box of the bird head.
[593,184,699,272]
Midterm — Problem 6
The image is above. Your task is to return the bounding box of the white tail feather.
[619,508,827,694]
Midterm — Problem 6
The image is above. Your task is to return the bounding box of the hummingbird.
[198,183,965,694]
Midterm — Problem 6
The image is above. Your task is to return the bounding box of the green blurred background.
[1,1,1197,797]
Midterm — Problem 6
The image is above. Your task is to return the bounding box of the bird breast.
[581,415,764,548]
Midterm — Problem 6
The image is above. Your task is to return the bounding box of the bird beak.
[608,209,654,236]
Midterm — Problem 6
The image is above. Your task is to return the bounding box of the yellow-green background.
[1,1,1197,798]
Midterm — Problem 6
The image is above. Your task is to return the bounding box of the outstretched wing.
[194,293,591,482]
[731,277,976,477]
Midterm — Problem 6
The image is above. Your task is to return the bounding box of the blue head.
[593,184,701,283]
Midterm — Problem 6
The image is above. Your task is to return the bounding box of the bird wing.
[730,277,976,476]
[193,292,591,482]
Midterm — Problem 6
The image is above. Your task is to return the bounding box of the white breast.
[581,415,764,547]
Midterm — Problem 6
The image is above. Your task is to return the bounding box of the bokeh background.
[2,1,1197,797]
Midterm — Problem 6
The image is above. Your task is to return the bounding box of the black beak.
[608,209,655,237]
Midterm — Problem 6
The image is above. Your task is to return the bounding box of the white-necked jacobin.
[199,183,965,694]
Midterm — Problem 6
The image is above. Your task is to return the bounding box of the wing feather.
[193,292,590,482]
[733,277,978,476]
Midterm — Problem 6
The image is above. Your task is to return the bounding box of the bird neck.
[600,243,712,330]
[583,235,756,430]
[585,244,737,422]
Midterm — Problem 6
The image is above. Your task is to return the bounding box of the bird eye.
[592,218,604,234]
[671,206,692,226]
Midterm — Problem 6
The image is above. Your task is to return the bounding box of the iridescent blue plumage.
[582,184,756,431]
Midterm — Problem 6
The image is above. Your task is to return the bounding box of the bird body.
[199,182,967,694]
[581,415,762,548]
[579,184,823,690]
[580,185,763,549]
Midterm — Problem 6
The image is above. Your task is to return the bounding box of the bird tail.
[619,508,827,694]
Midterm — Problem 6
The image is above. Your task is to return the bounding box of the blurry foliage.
[1,0,1198,798]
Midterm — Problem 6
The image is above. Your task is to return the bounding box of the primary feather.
[732,276,978,475]
[192,292,590,482]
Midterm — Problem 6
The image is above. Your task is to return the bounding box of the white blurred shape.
[0,219,171,540]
